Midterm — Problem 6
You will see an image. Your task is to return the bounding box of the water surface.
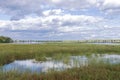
[88,43,120,45]
[1,54,120,73]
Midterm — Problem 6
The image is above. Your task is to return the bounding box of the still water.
[87,43,120,45]
[1,54,120,73]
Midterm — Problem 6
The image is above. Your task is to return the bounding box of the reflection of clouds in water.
[100,54,120,64]
[2,54,120,73]
[3,59,70,73]
[70,56,88,67]
[103,54,120,59]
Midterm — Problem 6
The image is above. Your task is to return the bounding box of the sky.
[0,0,120,40]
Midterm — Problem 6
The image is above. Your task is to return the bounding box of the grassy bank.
[0,64,120,80]
[0,43,120,65]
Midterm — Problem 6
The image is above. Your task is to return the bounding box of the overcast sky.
[0,0,120,40]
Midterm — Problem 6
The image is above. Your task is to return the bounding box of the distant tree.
[0,36,13,43]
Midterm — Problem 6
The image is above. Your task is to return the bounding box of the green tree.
[0,36,13,43]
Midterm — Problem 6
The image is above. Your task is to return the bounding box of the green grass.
[0,43,120,80]
[0,64,120,80]
[0,43,120,65]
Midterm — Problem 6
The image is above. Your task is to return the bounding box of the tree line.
[0,36,13,43]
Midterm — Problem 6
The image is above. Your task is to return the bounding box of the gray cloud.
[1,13,120,40]
[0,0,49,20]
[0,14,103,31]
[0,0,119,20]
[97,0,120,14]
[0,0,120,40]
[0,0,97,20]
[51,0,96,9]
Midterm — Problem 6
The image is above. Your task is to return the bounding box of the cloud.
[0,0,49,20]
[0,0,120,40]
[97,0,120,14]
[0,0,97,20]
[0,0,119,20]
[43,9,64,16]
[1,13,114,40]
[51,0,97,9]
[0,13,103,31]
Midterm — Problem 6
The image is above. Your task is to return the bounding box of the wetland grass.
[0,64,120,80]
[0,43,120,80]
[0,43,120,65]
